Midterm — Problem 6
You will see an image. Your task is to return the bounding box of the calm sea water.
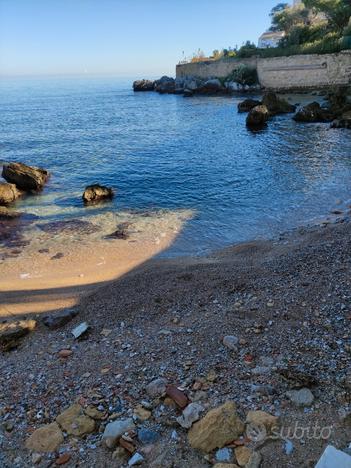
[0,76,350,256]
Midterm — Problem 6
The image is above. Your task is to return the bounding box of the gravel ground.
[1,216,351,467]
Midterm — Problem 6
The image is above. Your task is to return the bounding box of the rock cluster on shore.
[133,75,260,97]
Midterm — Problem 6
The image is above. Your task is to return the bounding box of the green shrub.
[227,65,258,86]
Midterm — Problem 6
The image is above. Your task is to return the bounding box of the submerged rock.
[238,99,262,113]
[0,206,21,220]
[188,401,244,453]
[133,79,155,91]
[293,102,334,123]
[2,162,49,191]
[246,105,269,128]
[82,184,114,204]
[262,92,296,115]
[0,183,21,205]
[38,219,100,235]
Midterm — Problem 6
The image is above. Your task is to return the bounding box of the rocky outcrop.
[133,79,155,92]
[246,105,269,128]
[198,79,226,95]
[82,184,114,204]
[238,99,262,113]
[331,110,351,129]
[2,162,49,192]
[262,92,296,115]
[293,102,334,123]
[0,182,21,205]
[154,76,176,94]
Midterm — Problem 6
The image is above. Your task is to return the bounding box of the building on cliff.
[258,31,286,48]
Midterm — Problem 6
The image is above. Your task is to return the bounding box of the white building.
[258,31,286,48]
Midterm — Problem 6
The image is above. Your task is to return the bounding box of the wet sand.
[0,209,190,317]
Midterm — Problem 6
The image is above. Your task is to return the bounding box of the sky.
[0,0,282,77]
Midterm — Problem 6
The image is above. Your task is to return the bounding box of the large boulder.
[331,110,351,129]
[246,105,269,128]
[262,92,296,115]
[198,79,226,94]
[238,99,262,113]
[293,102,334,123]
[154,76,176,94]
[2,162,49,191]
[82,184,114,204]
[133,79,155,92]
[0,183,21,205]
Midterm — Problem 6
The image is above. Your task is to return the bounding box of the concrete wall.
[176,57,257,80]
[176,51,351,90]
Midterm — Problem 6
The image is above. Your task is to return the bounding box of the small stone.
[216,447,233,462]
[0,319,36,352]
[235,446,252,466]
[176,403,204,428]
[165,385,189,409]
[72,322,89,339]
[146,378,168,398]
[286,388,314,407]
[246,451,262,468]
[134,405,151,421]
[25,422,64,452]
[42,309,78,330]
[32,453,42,464]
[285,440,294,455]
[55,453,71,465]
[84,405,106,420]
[128,452,144,466]
[137,428,159,445]
[112,446,128,461]
[56,404,95,437]
[101,328,112,337]
[188,401,244,453]
[214,465,239,468]
[58,349,73,358]
[223,335,239,350]
[102,418,135,449]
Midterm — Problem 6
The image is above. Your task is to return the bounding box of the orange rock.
[119,438,135,453]
[56,453,71,465]
[58,349,72,358]
[165,385,189,409]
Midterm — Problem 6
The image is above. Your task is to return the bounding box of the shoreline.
[1,211,350,467]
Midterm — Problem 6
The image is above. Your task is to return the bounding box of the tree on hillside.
[269,3,289,31]
[303,0,351,31]
[271,5,310,33]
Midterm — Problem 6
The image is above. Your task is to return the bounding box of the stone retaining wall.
[176,51,351,90]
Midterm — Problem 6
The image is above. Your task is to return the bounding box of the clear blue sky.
[0,0,281,77]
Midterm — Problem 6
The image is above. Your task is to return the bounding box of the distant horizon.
[0,0,280,77]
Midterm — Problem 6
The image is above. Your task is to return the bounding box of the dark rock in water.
[154,76,176,94]
[246,105,269,128]
[262,92,296,115]
[42,309,79,330]
[133,79,155,92]
[331,111,351,129]
[0,319,36,352]
[38,219,100,235]
[238,99,262,113]
[0,183,22,205]
[198,79,226,95]
[106,222,132,240]
[183,89,194,98]
[293,102,334,123]
[2,162,49,192]
[82,184,114,204]
[51,252,64,260]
